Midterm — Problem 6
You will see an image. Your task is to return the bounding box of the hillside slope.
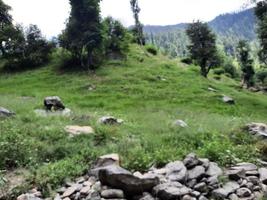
[0,45,267,194]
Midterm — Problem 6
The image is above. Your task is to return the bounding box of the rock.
[80,186,91,195]
[100,189,124,198]
[54,194,61,200]
[236,188,252,197]
[99,165,159,195]
[212,181,239,199]
[44,96,65,111]
[259,168,267,184]
[17,194,42,200]
[153,182,191,200]
[222,95,235,104]
[34,108,71,117]
[247,176,259,185]
[226,169,246,181]
[246,123,267,137]
[99,116,124,125]
[199,158,210,170]
[165,161,187,182]
[92,154,120,171]
[136,192,155,200]
[183,153,201,169]
[206,162,223,178]
[231,163,258,172]
[229,193,239,200]
[193,182,207,193]
[208,87,217,92]
[198,196,208,200]
[174,120,188,128]
[182,195,196,200]
[62,184,81,198]
[0,107,15,118]
[207,176,219,186]
[64,125,94,136]
[187,166,205,180]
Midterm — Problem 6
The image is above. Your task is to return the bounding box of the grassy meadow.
[0,45,267,195]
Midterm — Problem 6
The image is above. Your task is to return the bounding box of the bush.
[145,45,158,55]
[223,61,238,78]
[213,68,225,75]
[256,69,267,84]
[181,57,193,65]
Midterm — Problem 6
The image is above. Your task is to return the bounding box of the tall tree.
[130,0,145,45]
[186,21,217,77]
[255,0,267,65]
[237,40,255,88]
[61,0,102,69]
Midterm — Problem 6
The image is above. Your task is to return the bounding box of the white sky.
[4,0,248,38]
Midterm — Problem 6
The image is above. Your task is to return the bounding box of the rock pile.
[17,153,267,200]
[246,123,267,138]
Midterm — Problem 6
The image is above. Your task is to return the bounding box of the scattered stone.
[236,188,252,197]
[222,95,235,104]
[246,123,267,138]
[0,107,15,118]
[62,184,80,198]
[44,96,65,111]
[174,120,188,128]
[212,181,239,199]
[99,116,124,125]
[187,166,205,180]
[64,125,94,136]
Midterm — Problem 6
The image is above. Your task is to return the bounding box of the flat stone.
[174,120,188,128]
[226,169,246,181]
[187,166,205,180]
[259,168,267,184]
[153,182,191,200]
[62,185,80,198]
[101,189,124,198]
[231,163,258,172]
[34,108,71,117]
[206,162,223,177]
[99,165,159,195]
[64,125,94,136]
[222,95,235,104]
[17,194,42,200]
[165,161,187,182]
[80,186,91,195]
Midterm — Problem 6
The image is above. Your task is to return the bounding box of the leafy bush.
[213,68,225,75]
[181,57,193,65]
[145,45,158,55]
[223,61,238,78]
[256,69,267,84]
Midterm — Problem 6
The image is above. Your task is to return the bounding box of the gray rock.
[99,116,124,125]
[198,196,208,200]
[212,181,239,199]
[99,165,159,195]
[222,95,235,104]
[187,166,205,180]
[206,162,223,178]
[229,193,239,200]
[231,163,258,172]
[199,158,210,170]
[207,176,219,186]
[182,195,196,200]
[153,182,191,200]
[17,194,42,200]
[165,161,187,182]
[226,169,246,181]
[62,184,81,198]
[34,108,71,117]
[236,188,252,197]
[0,107,15,118]
[94,154,120,168]
[259,168,267,184]
[85,190,101,200]
[101,189,124,198]
[246,123,267,137]
[174,120,188,128]
[44,96,65,111]
[247,176,259,185]
[183,153,201,169]
[193,182,207,193]
[136,192,155,200]
[54,194,61,200]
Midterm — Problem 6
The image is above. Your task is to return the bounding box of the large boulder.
[165,161,187,183]
[98,165,159,195]
[44,96,65,111]
[0,107,15,118]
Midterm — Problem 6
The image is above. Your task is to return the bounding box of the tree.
[255,1,267,65]
[61,0,102,70]
[256,69,267,84]
[237,40,255,88]
[102,17,130,58]
[186,21,217,77]
[130,0,145,45]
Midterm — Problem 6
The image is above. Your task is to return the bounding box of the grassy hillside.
[0,45,267,195]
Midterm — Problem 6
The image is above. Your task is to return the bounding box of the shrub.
[213,68,225,75]
[145,45,158,55]
[223,61,238,78]
[256,69,267,84]
[181,57,193,65]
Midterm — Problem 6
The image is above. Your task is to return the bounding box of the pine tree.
[62,0,102,69]
[237,40,255,88]
[186,21,217,77]
[130,0,145,45]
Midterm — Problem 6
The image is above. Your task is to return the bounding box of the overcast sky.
[4,0,248,38]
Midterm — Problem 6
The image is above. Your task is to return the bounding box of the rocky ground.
[17,153,267,200]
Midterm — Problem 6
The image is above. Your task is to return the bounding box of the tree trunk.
[87,51,93,71]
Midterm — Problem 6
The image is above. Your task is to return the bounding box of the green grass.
[0,45,267,195]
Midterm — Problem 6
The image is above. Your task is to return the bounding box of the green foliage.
[213,68,225,76]
[60,0,102,70]
[102,17,130,58]
[256,69,267,84]
[145,45,158,55]
[223,59,238,78]
[237,40,255,88]
[186,21,218,77]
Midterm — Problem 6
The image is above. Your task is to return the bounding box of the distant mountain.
[144,8,258,58]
